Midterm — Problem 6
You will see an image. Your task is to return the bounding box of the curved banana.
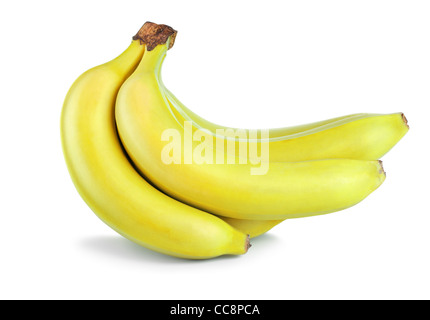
[159,68,408,162]
[115,28,386,221]
[165,89,408,162]
[61,29,250,259]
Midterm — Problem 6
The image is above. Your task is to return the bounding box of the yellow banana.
[115,27,387,221]
[61,27,250,259]
[164,88,408,162]
[159,60,408,162]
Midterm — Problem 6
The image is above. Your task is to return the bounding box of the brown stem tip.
[133,21,177,51]
[245,234,252,252]
[378,160,386,176]
[401,113,409,129]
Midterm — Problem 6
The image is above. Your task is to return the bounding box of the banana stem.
[133,21,177,51]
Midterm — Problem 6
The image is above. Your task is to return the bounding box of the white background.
[1,0,429,300]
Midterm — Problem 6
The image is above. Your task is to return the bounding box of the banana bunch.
[61,22,409,259]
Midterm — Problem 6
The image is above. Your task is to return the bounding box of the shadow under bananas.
[78,233,281,264]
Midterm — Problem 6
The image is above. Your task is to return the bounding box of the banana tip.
[245,234,252,252]
[378,160,386,176]
[401,113,409,129]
